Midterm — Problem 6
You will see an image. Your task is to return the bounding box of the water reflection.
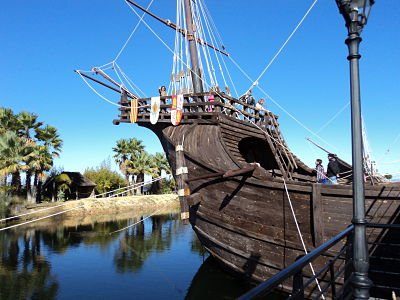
[0,230,58,300]
[114,214,179,273]
[0,210,275,299]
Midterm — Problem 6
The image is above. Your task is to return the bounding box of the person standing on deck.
[315,159,326,183]
[256,98,267,123]
[327,153,340,184]
[240,89,255,120]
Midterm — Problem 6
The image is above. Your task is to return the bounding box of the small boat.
[77,0,400,295]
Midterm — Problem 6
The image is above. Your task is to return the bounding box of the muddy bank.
[4,194,179,231]
[13,194,180,219]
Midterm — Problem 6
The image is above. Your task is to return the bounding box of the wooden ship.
[77,0,400,295]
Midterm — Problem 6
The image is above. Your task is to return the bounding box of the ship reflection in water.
[0,209,281,299]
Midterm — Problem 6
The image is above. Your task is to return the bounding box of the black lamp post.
[335,0,374,299]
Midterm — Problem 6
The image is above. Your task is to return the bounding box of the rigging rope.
[228,55,341,154]
[77,70,121,107]
[316,102,350,134]
[0,205,85,232]
[248,0,319,91]
[282,179,326,299]
[0,202,67,223]
[114,0,155,62]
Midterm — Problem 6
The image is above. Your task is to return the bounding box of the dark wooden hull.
[139,114,400,295]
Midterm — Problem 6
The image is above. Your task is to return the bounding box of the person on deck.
[326,153,340,184]
[239,89,256,120]
[315,159,326,183]
[159,85,167,97]
[256,98,267,123]
[158,85,167,112]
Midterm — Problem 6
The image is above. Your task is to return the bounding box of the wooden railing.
[115,91,278,125]
[238,222,400,299]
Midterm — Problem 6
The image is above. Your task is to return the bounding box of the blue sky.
[1,1,399,177]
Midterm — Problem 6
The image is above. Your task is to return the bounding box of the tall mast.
[184,0,203,93]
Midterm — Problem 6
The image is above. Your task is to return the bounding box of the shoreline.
[12,193,180,219]
[6,194,180,230]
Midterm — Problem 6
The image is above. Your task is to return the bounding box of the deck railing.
[238,226,354,300]
[238,222,400,299]
[115,92,277,125]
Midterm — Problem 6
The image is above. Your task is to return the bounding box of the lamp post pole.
[335,1,374,299]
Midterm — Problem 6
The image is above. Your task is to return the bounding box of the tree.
[127,151,157,195]
[84,160,127,196]
[16,111,43,199]
[113,138,144,184]
[0,131,34,194]
[34,125,62,201]
[150,152,171,194]
[30,145,54,202]
[0,108,63,201]
[0,107,18,134]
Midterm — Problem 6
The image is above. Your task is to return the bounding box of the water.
[0,209,275,299]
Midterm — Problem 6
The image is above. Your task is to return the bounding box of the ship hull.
[141,114,400,295]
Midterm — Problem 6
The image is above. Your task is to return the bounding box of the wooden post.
[175,142,190,221]
[311,183,324,246]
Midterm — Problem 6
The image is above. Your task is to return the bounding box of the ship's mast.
[184,0,203,93]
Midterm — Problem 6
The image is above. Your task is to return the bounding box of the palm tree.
[113,138,144,185]
[0,131,34,194]
[30,145,53,202]
[17,111,43,198]
[0,108,18,186]
[34,125,62,201]
[0,107,18,134]
[151,152,171,194]
[35,125,62,157]
[127,151,157,195]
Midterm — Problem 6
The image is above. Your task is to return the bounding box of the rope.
[248,0,319,91]
[76,70,121,107]
[316,102,350,134]
[114,0,155,62]
[114,62,147,98]
[108,176,163,198]
[0,202,67,223]
[282,179,326,299]
[0,204,85,232]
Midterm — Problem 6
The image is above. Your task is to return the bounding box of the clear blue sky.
[1,1,399,177]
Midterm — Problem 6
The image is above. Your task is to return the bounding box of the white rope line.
[0,205,85,232]
[377,132,400,164]
[114,0,155,62]
[76,70,121,107]
[114,62,147,98]
[248,0,319,91]
[228,55,341,154]
[109,208,161,234]
[0,202,68,223]
[282,179,326,299]
[108,176,163,198]
[197,0,230,92]
[316,102,350,134]
[233,107,294,155]
[82,0,340,161]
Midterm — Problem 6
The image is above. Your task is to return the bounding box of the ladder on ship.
[263,111,297,180]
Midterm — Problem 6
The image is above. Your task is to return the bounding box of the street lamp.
[335,0,374,299]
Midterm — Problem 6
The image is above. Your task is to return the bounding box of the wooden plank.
[311,183,324,246]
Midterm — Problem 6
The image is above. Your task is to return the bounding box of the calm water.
[0,210,272,300]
